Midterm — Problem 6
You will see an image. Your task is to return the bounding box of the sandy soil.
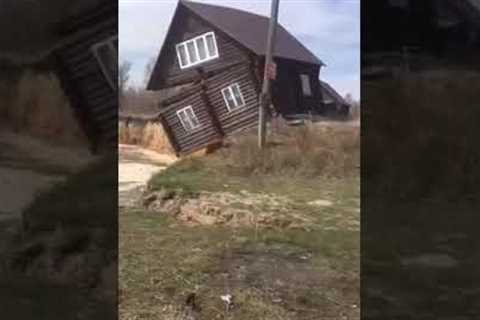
[118,144,177,193]
[0,129,95,222]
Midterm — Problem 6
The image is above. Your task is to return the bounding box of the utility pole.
[258,0,280,149]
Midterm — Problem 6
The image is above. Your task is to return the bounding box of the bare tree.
[344,93,360,120]
[119,60,132,107]
[143,57,156,88]
[344,93,354,105]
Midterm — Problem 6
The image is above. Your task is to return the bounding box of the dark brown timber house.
[147,0,333,156]
[53,1,118,153]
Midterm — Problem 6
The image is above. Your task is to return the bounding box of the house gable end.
[147,3,252,91]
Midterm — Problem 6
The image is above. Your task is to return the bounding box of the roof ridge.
[181,0,272,21]
[180,0,323,66]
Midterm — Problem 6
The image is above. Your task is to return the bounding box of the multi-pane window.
[177,106,201,132]
[300,74,312,96]
[91,36,118,91]
[221,83,246,112]
[176,32,219,69]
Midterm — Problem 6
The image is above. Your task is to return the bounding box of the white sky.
[119,0,360,100]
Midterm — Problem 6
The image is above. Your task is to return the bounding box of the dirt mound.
[2,71,87,146]
[119,120,175,155]
[142,189,313,229]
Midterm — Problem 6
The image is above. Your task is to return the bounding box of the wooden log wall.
[203,63,259,135]
[159,63,260,155]
[161,86,221,155]
[54,15,117,152]
[149,5,252,90]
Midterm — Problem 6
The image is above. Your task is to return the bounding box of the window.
[300,74,312,96]
[176,32,219,69]
[221,83,246,111]
[177,106,201,132]
[91,36,118,91]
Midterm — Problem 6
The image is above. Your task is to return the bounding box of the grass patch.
[124,122,360,318]
[120,209,359,320]
[150,122,359,201]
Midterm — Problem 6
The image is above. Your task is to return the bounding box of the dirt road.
[0,129,94,222]
[118,144,177,207]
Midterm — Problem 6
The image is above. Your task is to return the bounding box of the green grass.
[150,157,359,205]
[120,208,359,320]
[123,139,360,319]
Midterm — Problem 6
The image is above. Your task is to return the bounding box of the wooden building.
[319,81,350,117]
[147,0,330,156]
[53,1,118,153]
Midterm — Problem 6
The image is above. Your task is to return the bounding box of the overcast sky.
[119,0,360,100]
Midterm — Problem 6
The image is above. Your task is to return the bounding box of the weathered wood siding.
[55,15,117,152]
[204,63,259,135]
[161,85,222,155]
[159,63,259,155]
[271,58,321,116]
[150,5,251,89]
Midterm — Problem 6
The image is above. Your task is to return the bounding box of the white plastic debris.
[220,294,232,305]
[221,293,234,311]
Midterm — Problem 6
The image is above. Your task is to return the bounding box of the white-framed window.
[300,74,312,96]
[221,83,245,112]
[91,36,118,90]
[176,31,219,69]
[177,106,201,132]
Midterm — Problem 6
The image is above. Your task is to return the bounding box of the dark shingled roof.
[181,0,324,66]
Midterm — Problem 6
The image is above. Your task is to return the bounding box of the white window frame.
[221,83,246,112]
[91,35,118,90]
[175,31,219,69]
[300,74,312,96]
[176,106,201,132]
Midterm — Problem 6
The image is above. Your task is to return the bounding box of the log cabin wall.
[271,58,321,116]
[149,5,252,89]
[159,62,259,155]
[204,63,259,135]
[54,4,117,153]
[161,85,222,155]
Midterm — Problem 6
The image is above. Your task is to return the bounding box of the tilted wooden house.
[53,1,118,153]
[147,0,328,156]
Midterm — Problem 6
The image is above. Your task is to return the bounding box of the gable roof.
[180,1,323,66]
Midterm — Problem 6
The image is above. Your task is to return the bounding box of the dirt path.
[0,129,94,222]
[118,144,177,207]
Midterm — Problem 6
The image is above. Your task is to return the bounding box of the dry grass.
[365,69,480,200]
[220,121,360,178]
[2,70,87,146]
[119,120,175,155]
